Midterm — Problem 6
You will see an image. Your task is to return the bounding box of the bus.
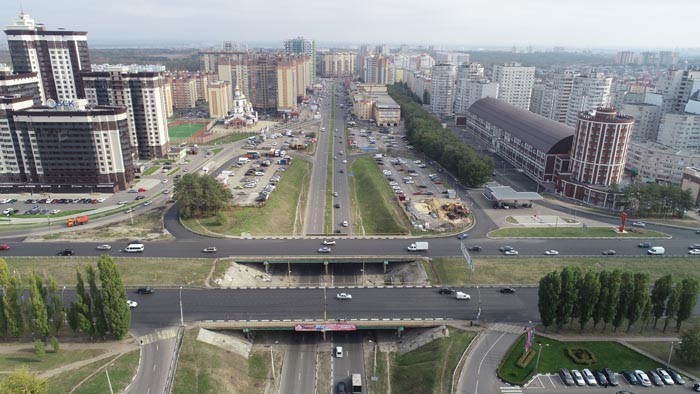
[351,373,362,393]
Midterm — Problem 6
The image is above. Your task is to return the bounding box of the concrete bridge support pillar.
[397,326,404,339]
[324,261,328,275]
[384,260,388,273]
[263,261,269,274]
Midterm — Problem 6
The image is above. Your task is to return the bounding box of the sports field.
[168,121,208,139]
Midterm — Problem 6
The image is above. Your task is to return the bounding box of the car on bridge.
[544,250,559,255]
[318,247,332,253]
[500,287,516,294]
[602,250,617,255]
[96,244,112,251]
[504,250,519,255]
[322,240,336,245]
[137,287,154,295]
[336,293,352,300]
[202,247,217,253]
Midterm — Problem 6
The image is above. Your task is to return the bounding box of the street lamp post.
[179,286,184,327]
[667,341,681,370]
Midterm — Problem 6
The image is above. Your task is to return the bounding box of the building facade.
[207,80,232,119]
[492,62,535,110]
[430,63,456,117]
[622,100,663,141]
[538,70,576,123]
[627,141,700,185]
[320,52,355,77]
[564,73,612,127]
[4,13,91,102]
[0,72,41,105]
[284,37,315,79]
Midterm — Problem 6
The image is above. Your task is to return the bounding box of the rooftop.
[486,185,543,201]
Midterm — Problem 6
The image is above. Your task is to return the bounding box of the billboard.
[294,323,357,332]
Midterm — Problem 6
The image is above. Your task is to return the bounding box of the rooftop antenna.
[19,0,24,15]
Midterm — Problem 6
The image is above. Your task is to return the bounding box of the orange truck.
[67,215,89,227]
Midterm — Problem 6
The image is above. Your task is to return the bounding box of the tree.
[676,278,700,332]
[592,270,610,329]
[75,269,91,320]
[47,277,64,334]
[613,271,634,332]
[50,337,59,353]
[34,340,45,359]
[603,270,622,330]
[0,366,48,394]
[28,273,50,338]
[677,324,700,365]
[626,272,650,332]
[651,274,673,328]
[86,266,108,337]
[664,284,681,333]
[556,267,580,329]
[176,173,233,219]
[577,271,601,331]
[97,255,131,339]
[422,90,430,105]
[538,271,561,330]
[640,296,654,332]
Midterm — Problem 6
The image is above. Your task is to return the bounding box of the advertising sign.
[294,323,357,332]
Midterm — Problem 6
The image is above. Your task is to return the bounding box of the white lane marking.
[156,344,158,351]
[153,364,157,372]
[548,374,556,388]
[147,388,150,394]
[298,372,302,381]
[475,332,507,394]
[500,388,523,393]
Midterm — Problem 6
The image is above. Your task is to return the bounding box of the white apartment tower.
[284,37,315,79]
[492,62,535,110]
[564,73,612,127]
[454,63,497,113]
[4,13,91,102]
[655,69,700,114]
[430,63,456,117]
[538,70,576,123]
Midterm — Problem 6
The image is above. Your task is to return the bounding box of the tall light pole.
[667,341,681,369]
[179,286,184,327]
[105,369,114,394]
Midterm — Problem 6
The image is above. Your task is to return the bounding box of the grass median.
[182,158,312,236]
[392,328,475,394]
[348,156,411,235]
[498,334,662,385]
[426,256,700,285]
[489,226,668,238]
[69,350,140,394]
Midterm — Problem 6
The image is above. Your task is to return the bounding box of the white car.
[504,250,519,255]
[656,368,674,385]
[631,221,646,227]
[582,368,596,385]
[161,179,168,184]
[342,221,348,227]
[635,370,651,387]
[96,244,112,251]
[571,370,585,386]
[97,198,106,203]
[455,292,471,300]
[318,247,332,253]
[202,247,217,253]
[336,293,352,300]
[49,209,61,215]
[413,160,422,164]
[544,250,559,255]
[335,346,343,357]
[143,201,152,206]
[323,240,336,245]
[127,300,138,308]
[689,249,700,255]
[2,208,13,215]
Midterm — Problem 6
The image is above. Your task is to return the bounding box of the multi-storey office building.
[0,72,41,105]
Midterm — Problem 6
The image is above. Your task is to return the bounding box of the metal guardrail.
[163,326,185,394]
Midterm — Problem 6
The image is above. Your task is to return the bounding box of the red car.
[0,244,10,251]
[138,188,147,192]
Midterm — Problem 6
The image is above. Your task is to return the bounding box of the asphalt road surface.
[303,90,331,235]
[332,332,365,394]
[333,92,353,235]
[125,336,177,394]
[280,332,318,394]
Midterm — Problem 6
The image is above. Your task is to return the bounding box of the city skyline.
[3,0,699,49]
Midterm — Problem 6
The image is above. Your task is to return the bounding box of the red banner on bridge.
[294,323,357,331]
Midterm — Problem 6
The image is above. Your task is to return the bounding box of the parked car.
[605,368,619,386]
[582,368,596,385]
[337,381,346,394]
[593,370,608,386]
[693,382,700,392]
[438,287,455,295]
[559,368,575,386]
[202,247,217,253]
[335,346,343,358]
[689,244,700,249]
[622,370,639,385]
[336,293,352,300]
[647,370,663,386]
[137,287,154,295]
[602,250,617,255]
[668,369,685,384]
[544,250,559,255]
[571,370,585,386]
[500,287,516,294]
[635,370,652,387]
[655,368,674,385]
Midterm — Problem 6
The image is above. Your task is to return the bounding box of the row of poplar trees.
[0,255,130,340]
[538,267,700,333]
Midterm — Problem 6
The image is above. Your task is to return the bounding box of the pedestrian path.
[137,327,179,345]
[500,386,523,394]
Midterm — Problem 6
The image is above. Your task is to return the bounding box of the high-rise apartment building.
[657,101,700,151]
[564,73,612,127]
[0,72,41,105]
[538,70,576,123]
[364,55,391,85]
[207,80,232,119]
[615,51,636,65]
[659,51,678,67]
[320,52,355,77]
[621,93,663,141]
[492,63,535,110]
[655,69,700,114]
[199,50,247,74]
[454,66,498,114]
[569,107,634,186]
[284,37,315,79]
[82,64,171,159]
[276,59,298,113]
[4,13,90,102]
[172,75,197,110]
[430,63,456,117]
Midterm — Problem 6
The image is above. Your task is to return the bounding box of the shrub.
[50,337,60,353]
[566,347,597,365]
[516,349,537,368]
[35,340,45,359]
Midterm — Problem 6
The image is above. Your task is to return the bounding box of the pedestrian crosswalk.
[500,386,523,394]
[489,323,525,334]
[138,327,179,345]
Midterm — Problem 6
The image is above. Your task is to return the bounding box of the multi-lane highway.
[332,88,354,235]
[304,86,332,234]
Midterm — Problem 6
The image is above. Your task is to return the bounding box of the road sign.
[460,241,474,273]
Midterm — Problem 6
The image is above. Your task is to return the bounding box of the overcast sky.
[3,0,698,49]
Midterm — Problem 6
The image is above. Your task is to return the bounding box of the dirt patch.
[215,261,271,288]
[397,326,449,354]
[384,261,428,285]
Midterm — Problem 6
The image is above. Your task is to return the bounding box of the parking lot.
[520,371,697,394]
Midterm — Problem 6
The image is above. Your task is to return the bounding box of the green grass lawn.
[48,356,111,394]
[168,122,208,139]
[173,329,272,394]
[489,227,668,238]
[0,349,105,374]
[210,147,224,155]
[142,166,160,176]
[210,132,256,145]
[498,334,662,385]
[4,257,215,287]
[392,329,475,394]
[348,156,411,235]
[368,350,389,394]
[428,256,700,285]
[71,350,139,394]
[182,159,311,236]
[628,341,700,378]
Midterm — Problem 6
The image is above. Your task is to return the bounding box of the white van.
[124,244,145,253]
[648,246,665,255]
